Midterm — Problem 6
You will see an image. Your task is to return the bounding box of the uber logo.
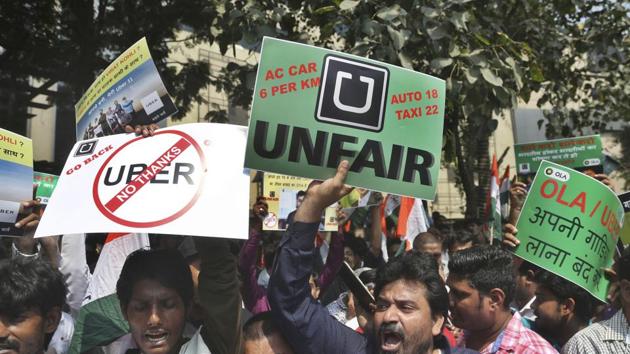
[315,55,389,132]
[74,140,98,157]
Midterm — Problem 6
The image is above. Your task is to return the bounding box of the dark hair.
[344,235,368,259]
[243,311,284,342]
[374,251,448,319]
[0,258,66,319]
[517,260,541,276]
[534,270,596,324]
[296,190,306,199]
[448,245,515,308]
[386,237,402,252]
[116,249,193,309]
[413,232,442,251]
[447,229,475,250]
[358,268,377,285]
[618,247,630,282]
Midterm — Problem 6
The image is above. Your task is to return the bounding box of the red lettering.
[556,184,570,206]
[568,192,586,213]
[540,179,558,198]
[265,68,284,80]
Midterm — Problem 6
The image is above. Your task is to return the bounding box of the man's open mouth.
[380,329,404,352]
[144,330,169,346]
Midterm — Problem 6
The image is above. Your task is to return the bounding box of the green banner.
[619,192,630,245]
[244,37,445,200]
[514,135,602,177]
[514,160,624,301]
[33,172,58,205]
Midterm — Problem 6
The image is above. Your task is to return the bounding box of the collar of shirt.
[519,296,537,322]
[602,309,630,342]
[484,311,522,353]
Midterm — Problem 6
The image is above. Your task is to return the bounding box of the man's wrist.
[12,242,41,259]
[294,197,325,223]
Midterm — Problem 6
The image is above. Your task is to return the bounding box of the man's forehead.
[379,279,427,300]
[446,275,474,291]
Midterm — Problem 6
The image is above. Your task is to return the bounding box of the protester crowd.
[1,122,629,354]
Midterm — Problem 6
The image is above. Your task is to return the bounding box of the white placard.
[36,123,250,239]
[141,91,164,115]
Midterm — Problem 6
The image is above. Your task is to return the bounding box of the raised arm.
[318,231,343,294]
[196,237,242,354]
[268,161,367,353]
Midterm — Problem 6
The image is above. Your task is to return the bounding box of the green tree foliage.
[206,0,629,218]
[1,0,627,215]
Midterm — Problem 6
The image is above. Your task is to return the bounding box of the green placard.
[619,192,630,245]
[514,160,624,302]
[245,37,445,200]
[514,135,603,177]
[33,172,58,205]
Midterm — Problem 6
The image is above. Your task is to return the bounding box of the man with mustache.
[0,258,66,354]
[268,161,476,353]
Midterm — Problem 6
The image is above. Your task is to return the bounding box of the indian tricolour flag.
[69,233,149,354]
[379,195,428,257]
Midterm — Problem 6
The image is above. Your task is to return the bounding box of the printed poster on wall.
[244,37,445,200]
[262,173,337,231]
[514,135,603,177]
[75,37,177,141]
[0,128,33,236]
[514,160,623,302]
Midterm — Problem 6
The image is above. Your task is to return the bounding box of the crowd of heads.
[1,170,629,354]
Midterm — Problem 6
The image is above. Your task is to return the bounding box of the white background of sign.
[36,123,250,239]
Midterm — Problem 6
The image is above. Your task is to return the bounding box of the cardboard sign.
[514,135,602,177]
[75,37,178,140]
[244,37,445,200]
[619,192,630,245]
[514,160,623,301]
[262,173,337,231]
[36,123,249,239]
[0,128,33,237]
[33,172,59,206]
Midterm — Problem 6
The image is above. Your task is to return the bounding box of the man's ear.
[488,288,506,310]
[432,314,445,337]
[43,306,62,334]
[560,298,576,317]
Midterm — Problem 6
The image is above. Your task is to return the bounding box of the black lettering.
[150,168,170,184]
[350,140,385,177]
[327,134,357,168]
[173,163,195,184]
[253,121,288,159]
[387,144,404,180]
[288,127,327,166]
[126,164,147,183]
[104,166,124,186]
[403,148,433,186]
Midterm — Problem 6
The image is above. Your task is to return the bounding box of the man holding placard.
[511,160,623,304]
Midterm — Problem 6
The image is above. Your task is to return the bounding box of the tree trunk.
[454,116,492,221]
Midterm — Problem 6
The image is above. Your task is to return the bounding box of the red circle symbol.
[92,130,206,227]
